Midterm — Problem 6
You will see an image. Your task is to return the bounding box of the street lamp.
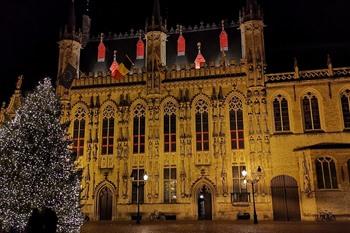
[131,171,148,224]
[241,166,262,224]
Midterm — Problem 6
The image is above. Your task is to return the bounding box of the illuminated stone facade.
[4,0,349,222]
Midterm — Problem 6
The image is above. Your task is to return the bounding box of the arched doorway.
[99,186,113,220]
[197,185,212,220]
[271,175,301,221]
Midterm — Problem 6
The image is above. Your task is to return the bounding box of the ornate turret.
[239,0,265,86]
[145,0,167,95]
[240,0,270,199]
[0,76,24,124]
[57,0,82,97]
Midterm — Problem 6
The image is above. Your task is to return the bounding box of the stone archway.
[98,186,113,220]
[191,178,216,220]
[197,185,212,220]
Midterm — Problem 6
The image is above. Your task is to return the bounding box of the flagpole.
[125,54,135,66]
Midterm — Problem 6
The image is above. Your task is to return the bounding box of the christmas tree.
[0,78,83,233]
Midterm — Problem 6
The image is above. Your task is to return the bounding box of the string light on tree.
[0,78,83,233]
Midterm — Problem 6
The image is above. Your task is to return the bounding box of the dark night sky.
[1,0,350,103]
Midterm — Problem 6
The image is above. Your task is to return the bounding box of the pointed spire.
[16,75,23,90]
[220,20,228,52]
[152,0,161,26]
[294,57,300,79]
[82,0,91,47]
[327,54,334,77]
[147,0,166,32]
[62,0,81,41]
[85,0,90,15]
[240,0,263,23]
[97,33,106,62]
[177,25,186,56]
[195,42,206,69]
[136,31,145,60]
[67,0,76,34]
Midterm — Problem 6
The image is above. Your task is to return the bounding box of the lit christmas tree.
[0,78,83,233]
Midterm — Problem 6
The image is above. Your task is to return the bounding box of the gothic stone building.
[52,0,350,221]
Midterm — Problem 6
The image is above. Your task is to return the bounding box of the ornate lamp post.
[241,166,262,224]
[131,171,148,224]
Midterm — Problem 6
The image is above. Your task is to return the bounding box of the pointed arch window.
[341,90,350,129]
[164,102,177,153]
[101,105,115,155]
[229,96,244,149]
[195,99,209,151]
[273,95,290,132]
[316,157,338,189]
[73,106,86,156]
[302,93,321,131]
[133,104,146,154]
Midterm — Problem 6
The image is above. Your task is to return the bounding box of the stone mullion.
[147,98,160,200]
[247,88,271,195]
[117,105,130,201]
[184,103,192,197]
[219,101,228,196]
[212,100,220,195]
[179,103,187,197]
[90,100,99,200]
[83,105,94,201]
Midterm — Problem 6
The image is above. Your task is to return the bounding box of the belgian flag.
[116,52,134,76]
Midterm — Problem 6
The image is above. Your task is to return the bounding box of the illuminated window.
[302,93,321,131]
[316,157,338,189]
[164,102,176,153]
[101,105,115,155]
[341,90,350,129]
[229,96,244,149]
[232,165,248,202]
[131,169,145,204]
[195,99,209,151]
[164,167,177,203]
[273,95,290,132]
[133,104,146,154]
[72,106,86,156]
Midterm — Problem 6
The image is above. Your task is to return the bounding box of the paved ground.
[81,221,350,233]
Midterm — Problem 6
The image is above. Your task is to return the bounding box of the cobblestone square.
[81,221,350,233]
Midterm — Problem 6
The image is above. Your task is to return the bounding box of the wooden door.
[271,175,301,221]
[197,185,212,220]
[99,187,112,220]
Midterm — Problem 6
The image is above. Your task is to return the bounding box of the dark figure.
[41,208,57,233]
[26,208,43,233]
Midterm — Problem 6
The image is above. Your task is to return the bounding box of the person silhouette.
[26,208,43,233]
[41,208,57,233]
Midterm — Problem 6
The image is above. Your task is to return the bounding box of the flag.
[195,53,206,69]
[110,60,122,79]
[117,53,134,76]
[59,63,76,88]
